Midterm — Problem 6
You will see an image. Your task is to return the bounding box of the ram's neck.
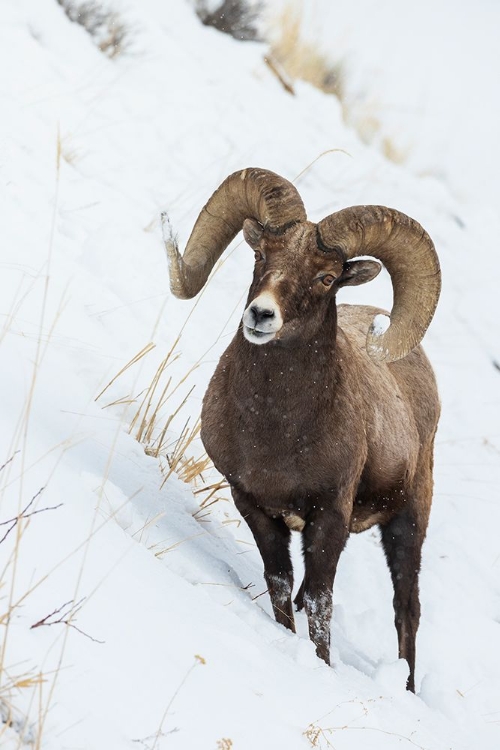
[230,305,340,422]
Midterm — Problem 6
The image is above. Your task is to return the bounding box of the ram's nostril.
[250,305,275,324]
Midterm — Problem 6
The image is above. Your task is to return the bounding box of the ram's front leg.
[301,504,351,664]
[231,487,295,631]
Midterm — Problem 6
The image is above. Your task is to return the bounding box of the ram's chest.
[200,339,358,506]
[202,383,342,504]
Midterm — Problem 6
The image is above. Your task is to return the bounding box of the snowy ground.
[1,0,499,748]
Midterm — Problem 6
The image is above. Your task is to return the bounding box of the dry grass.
[303,723,335,749]
[269,3,344,99]
[0,128,143,748]
[59,133,81,165]
[349,106,410,165]
[0,130,66,748]
[129,356,227,518]
[132,654,206,749]
[113,334,197,453]
[268,3,409,166]
[98,335,223,515]
[303,699,430,750]
[194,477,230,509]
[112,347,222,503]
[158,418,208,487]
[95,233,234,508]
[56,0,134,59]
[381,134,410,165]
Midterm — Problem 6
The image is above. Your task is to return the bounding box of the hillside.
[1,1,499,748]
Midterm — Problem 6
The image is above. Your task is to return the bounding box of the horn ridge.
[318,206,441,362]
[166,169,306,299]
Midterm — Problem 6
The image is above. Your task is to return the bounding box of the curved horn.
[165,168,307,299]
[317,206,441,362]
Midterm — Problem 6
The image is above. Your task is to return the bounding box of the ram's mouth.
[243,326,276,345]
[246,328,268,338]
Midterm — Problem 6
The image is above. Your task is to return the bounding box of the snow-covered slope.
[1,1,499,748]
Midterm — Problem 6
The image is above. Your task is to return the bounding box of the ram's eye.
[321,274,335,286]
[254,251,264,262]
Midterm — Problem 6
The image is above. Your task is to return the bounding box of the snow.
[370,314,390,337]
[1,0,499,748]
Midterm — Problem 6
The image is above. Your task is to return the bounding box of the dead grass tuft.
[194,477,229,508]
[268,3,409,166]
[303,718,430,750]
[129,352,198,456]
[56,0,134,59]
[157,416,209,488]
[303,723,335,749]
[269,3,344,98]
[381,134,410,165]
[60,133,81,165]
[349,106,410,165]
[99,339,223,513]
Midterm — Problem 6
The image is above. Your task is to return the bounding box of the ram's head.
[163,168,440,362]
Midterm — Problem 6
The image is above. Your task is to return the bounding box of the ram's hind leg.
[380,464,433,692]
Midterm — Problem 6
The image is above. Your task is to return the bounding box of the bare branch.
[30,599,76,629]
[0,451,20,474]
[0,486,63,545]
[30,597,104,644]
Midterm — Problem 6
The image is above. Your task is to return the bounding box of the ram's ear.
[243,218,264,249]
[337,259,381,288]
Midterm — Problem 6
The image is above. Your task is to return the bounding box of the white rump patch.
[283,513,306,532]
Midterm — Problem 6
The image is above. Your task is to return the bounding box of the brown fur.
[200,222,440,691]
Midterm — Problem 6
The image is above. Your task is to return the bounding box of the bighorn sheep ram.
[163,168,441,692]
